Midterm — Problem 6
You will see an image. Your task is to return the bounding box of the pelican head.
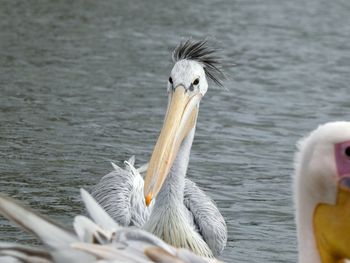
[144,39,224,205]
[295,121,350,263]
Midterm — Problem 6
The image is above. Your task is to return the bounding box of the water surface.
[1,0,350,262]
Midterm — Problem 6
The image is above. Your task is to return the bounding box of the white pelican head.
[144,39,224,205]
[294,121,350,263]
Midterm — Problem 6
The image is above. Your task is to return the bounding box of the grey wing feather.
[0,196,95,263]
[90,159,152,227]
[184,179,227,256]
[0,257,22,263]
[0,194,77,247]
[0,243,53,263]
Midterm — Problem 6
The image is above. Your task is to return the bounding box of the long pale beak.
[313,184,350,263]
[144,86,202,206]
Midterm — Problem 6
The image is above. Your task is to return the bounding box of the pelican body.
[91,39,227,257]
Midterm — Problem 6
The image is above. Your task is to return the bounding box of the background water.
[1,0,350,262]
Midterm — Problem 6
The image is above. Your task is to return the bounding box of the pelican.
[91,39,227,257]
[294,121,350,263]
[0,189,220,263]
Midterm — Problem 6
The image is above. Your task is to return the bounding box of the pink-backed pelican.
[294,121,350,263]
[91,39,227,258]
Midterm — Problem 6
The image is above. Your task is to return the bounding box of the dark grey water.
[1,0,350,262]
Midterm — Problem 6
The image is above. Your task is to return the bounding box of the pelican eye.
[169,77,173,84]
[345,147,350,157]
[193,78,199,85]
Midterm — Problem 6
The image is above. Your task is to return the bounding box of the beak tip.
[145,193,153,207]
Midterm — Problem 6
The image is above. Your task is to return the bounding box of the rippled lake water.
[1,0,350,262]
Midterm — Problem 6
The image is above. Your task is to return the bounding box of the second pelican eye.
[345,147,350,157]
[169,77,173,84]
[193,78,199,85]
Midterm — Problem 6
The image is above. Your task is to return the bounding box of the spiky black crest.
[172,39,225,87]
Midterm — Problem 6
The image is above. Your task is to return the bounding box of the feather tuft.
[172,39,225,87]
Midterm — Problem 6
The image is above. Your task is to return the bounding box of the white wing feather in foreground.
[0,189,221,263]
